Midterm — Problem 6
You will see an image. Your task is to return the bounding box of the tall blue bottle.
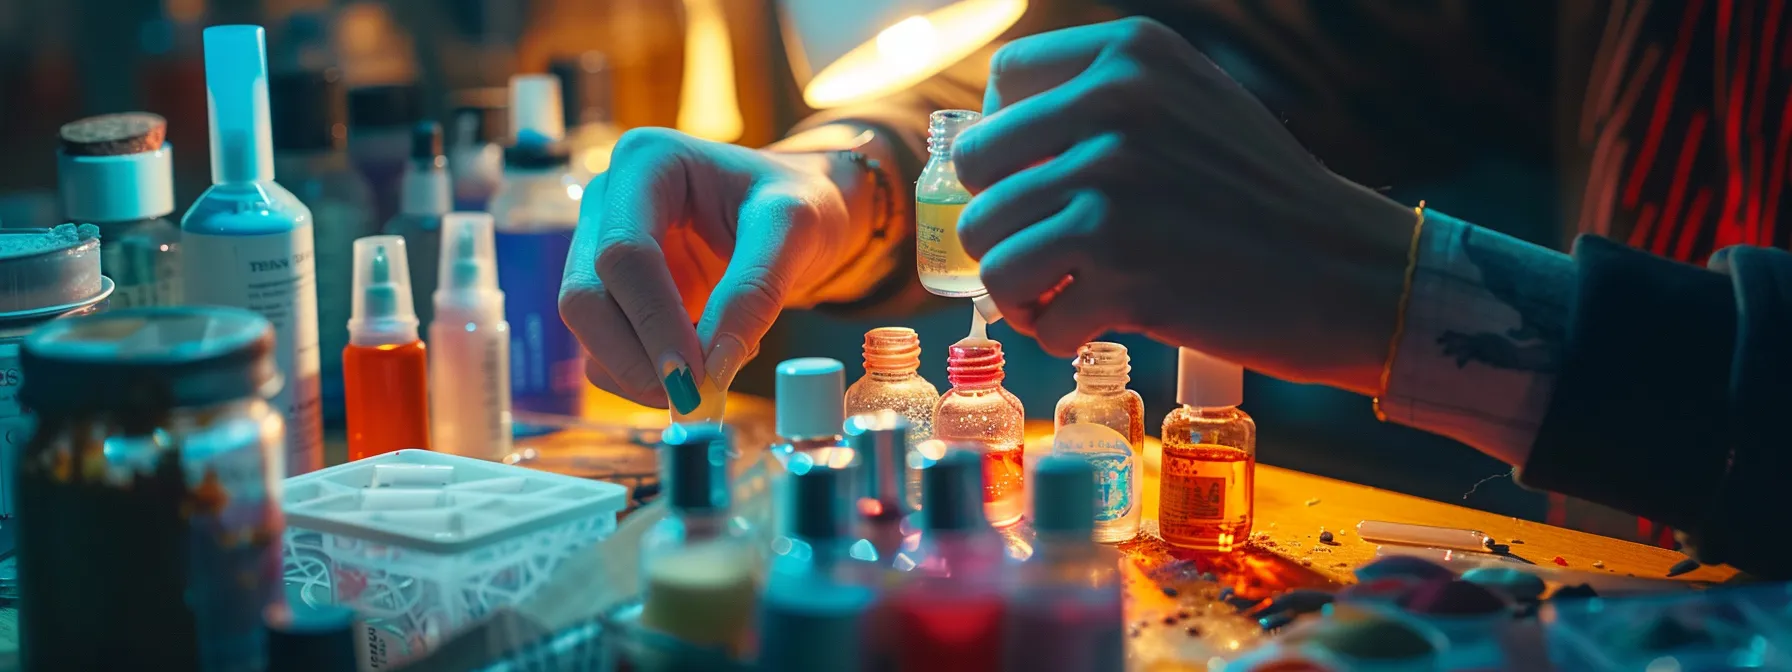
[488,74,584,434]
[181,25,325,475]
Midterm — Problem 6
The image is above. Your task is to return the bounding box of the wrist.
[1318,178,1419,395]
[762,125,913,306]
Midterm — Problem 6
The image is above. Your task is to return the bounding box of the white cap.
[508,74,565,147]
[348,235,419,346]
[201,25,276,184]
[57,145,175,223]
[775,357,845,440]
[1177,347,1242,408]
[434,213,505,322]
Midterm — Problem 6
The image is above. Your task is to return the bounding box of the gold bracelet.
[1372,201,1427,422]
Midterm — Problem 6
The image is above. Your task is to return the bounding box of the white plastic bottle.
[429,213,513,460]
[181,25,324,475]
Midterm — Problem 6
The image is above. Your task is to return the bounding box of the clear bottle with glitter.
[1053,342,1144,543]
[934,337,1025,527]
[845,327,940,508]
[915,109,983,298]
[1159,348,1257,552]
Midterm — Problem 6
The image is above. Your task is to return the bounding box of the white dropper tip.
[348,235,419,346]
[201,25,275,184]
[434,213,505,320]
[1177,348,1243,408]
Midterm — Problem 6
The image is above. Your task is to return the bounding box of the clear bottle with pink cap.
[934,336,1025,527]
[1159,348,1257,552]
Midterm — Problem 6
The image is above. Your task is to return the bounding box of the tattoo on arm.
[1434,224,1569,373]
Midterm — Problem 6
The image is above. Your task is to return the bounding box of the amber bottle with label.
[1158,348,1256,552]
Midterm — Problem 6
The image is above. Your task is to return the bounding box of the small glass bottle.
[845,410,915,560]
[639,424,760,653]
[887,447,1008,672]
[1002,454,1125,672]
[845,327,940,441]
[56,112,183,309]
[1053,342,1145,543]
[773,357,849,466]
[915,109,983,298]
[757,460,878,672]
[935,336,1025,527]
[1159,348,1257,552]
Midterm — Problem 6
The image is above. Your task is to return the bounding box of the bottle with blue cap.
[381,121,452,335]
[182,24,325,476]
[639,424,761,654]
[1001,454,1125,672]
[756,459,879,671]
[885,445,1008,669]
[772,357,849,465]
[489,74,585,435]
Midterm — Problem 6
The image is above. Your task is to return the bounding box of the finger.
[957,133,1122,259]
[695,188,819,389]
[592,131,710,415]
[561,173,668,408]
[1029,277,1128,357]
[977,190,1104,334]
[585,357,669,408]
[954,67,1122,193]
[983,19,1149,113]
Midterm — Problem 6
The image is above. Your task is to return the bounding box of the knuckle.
[732,273,787,327]
[611,127,683,162]
[1114,16,1175,52]
[592,233,654,281]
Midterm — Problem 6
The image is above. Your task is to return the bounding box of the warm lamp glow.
[677,0,745,142]
[803,0,1026,109]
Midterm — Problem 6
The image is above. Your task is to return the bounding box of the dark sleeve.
[1518,236,1792,579]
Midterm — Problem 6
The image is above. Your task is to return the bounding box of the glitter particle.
[1319,530,1335,544]
[1305,498,1320,506]
[1553,556,1568,566]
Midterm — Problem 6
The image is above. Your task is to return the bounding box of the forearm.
[1377,211,1571,467]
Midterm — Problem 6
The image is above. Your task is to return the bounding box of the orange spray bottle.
[344,234,431,459]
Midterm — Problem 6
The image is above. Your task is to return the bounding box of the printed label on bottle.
[493,229,583,418]
[1161,455,1233,522]
[182,227,323,475]
[0,340,26,518]
[1053,423,1134,522]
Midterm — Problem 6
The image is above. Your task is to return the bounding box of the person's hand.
[560,128,863,411]
[952,17,1417,393]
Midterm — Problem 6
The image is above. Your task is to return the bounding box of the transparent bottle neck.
[926,110,980,158]
[863,327,921,379]
[1073,342,1130,394]
[947,340,1005,390]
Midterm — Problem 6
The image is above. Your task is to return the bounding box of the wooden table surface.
[517,390,1735,586]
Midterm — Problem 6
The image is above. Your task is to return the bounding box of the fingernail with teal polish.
[661,354,701,415]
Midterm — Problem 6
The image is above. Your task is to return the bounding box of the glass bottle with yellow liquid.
[916,109,984,297]
[1158,348,1257,552]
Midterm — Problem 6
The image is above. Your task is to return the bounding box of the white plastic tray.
[284,449,628,554]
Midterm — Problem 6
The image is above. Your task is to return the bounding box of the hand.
[560,128,862,411]
[952,17,1416,393]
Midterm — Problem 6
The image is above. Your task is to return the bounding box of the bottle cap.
[268,69,346,151]
[22,307,279,414]
[449,87,508,146]
[845,410,911,510]
[775,357,846,440]
[201,25,276,184]
[56,113,175,223]
[508,74,566,147]
[348,235,419,346]
[1177,347,1243,408]
[1032,453,1096,535]
[347,83,423,130]
[921,446,987,531]
[434,213,504,318]
[410,121,444,162]
[786,459,855,541]
[549,52,614,127]
[661,423,733,512]
[266,602,358,672]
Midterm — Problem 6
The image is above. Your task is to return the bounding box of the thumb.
[696,190,822,389]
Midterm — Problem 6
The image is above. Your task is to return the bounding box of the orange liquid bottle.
[1158,348,1256,552]
[345,235,431,460]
